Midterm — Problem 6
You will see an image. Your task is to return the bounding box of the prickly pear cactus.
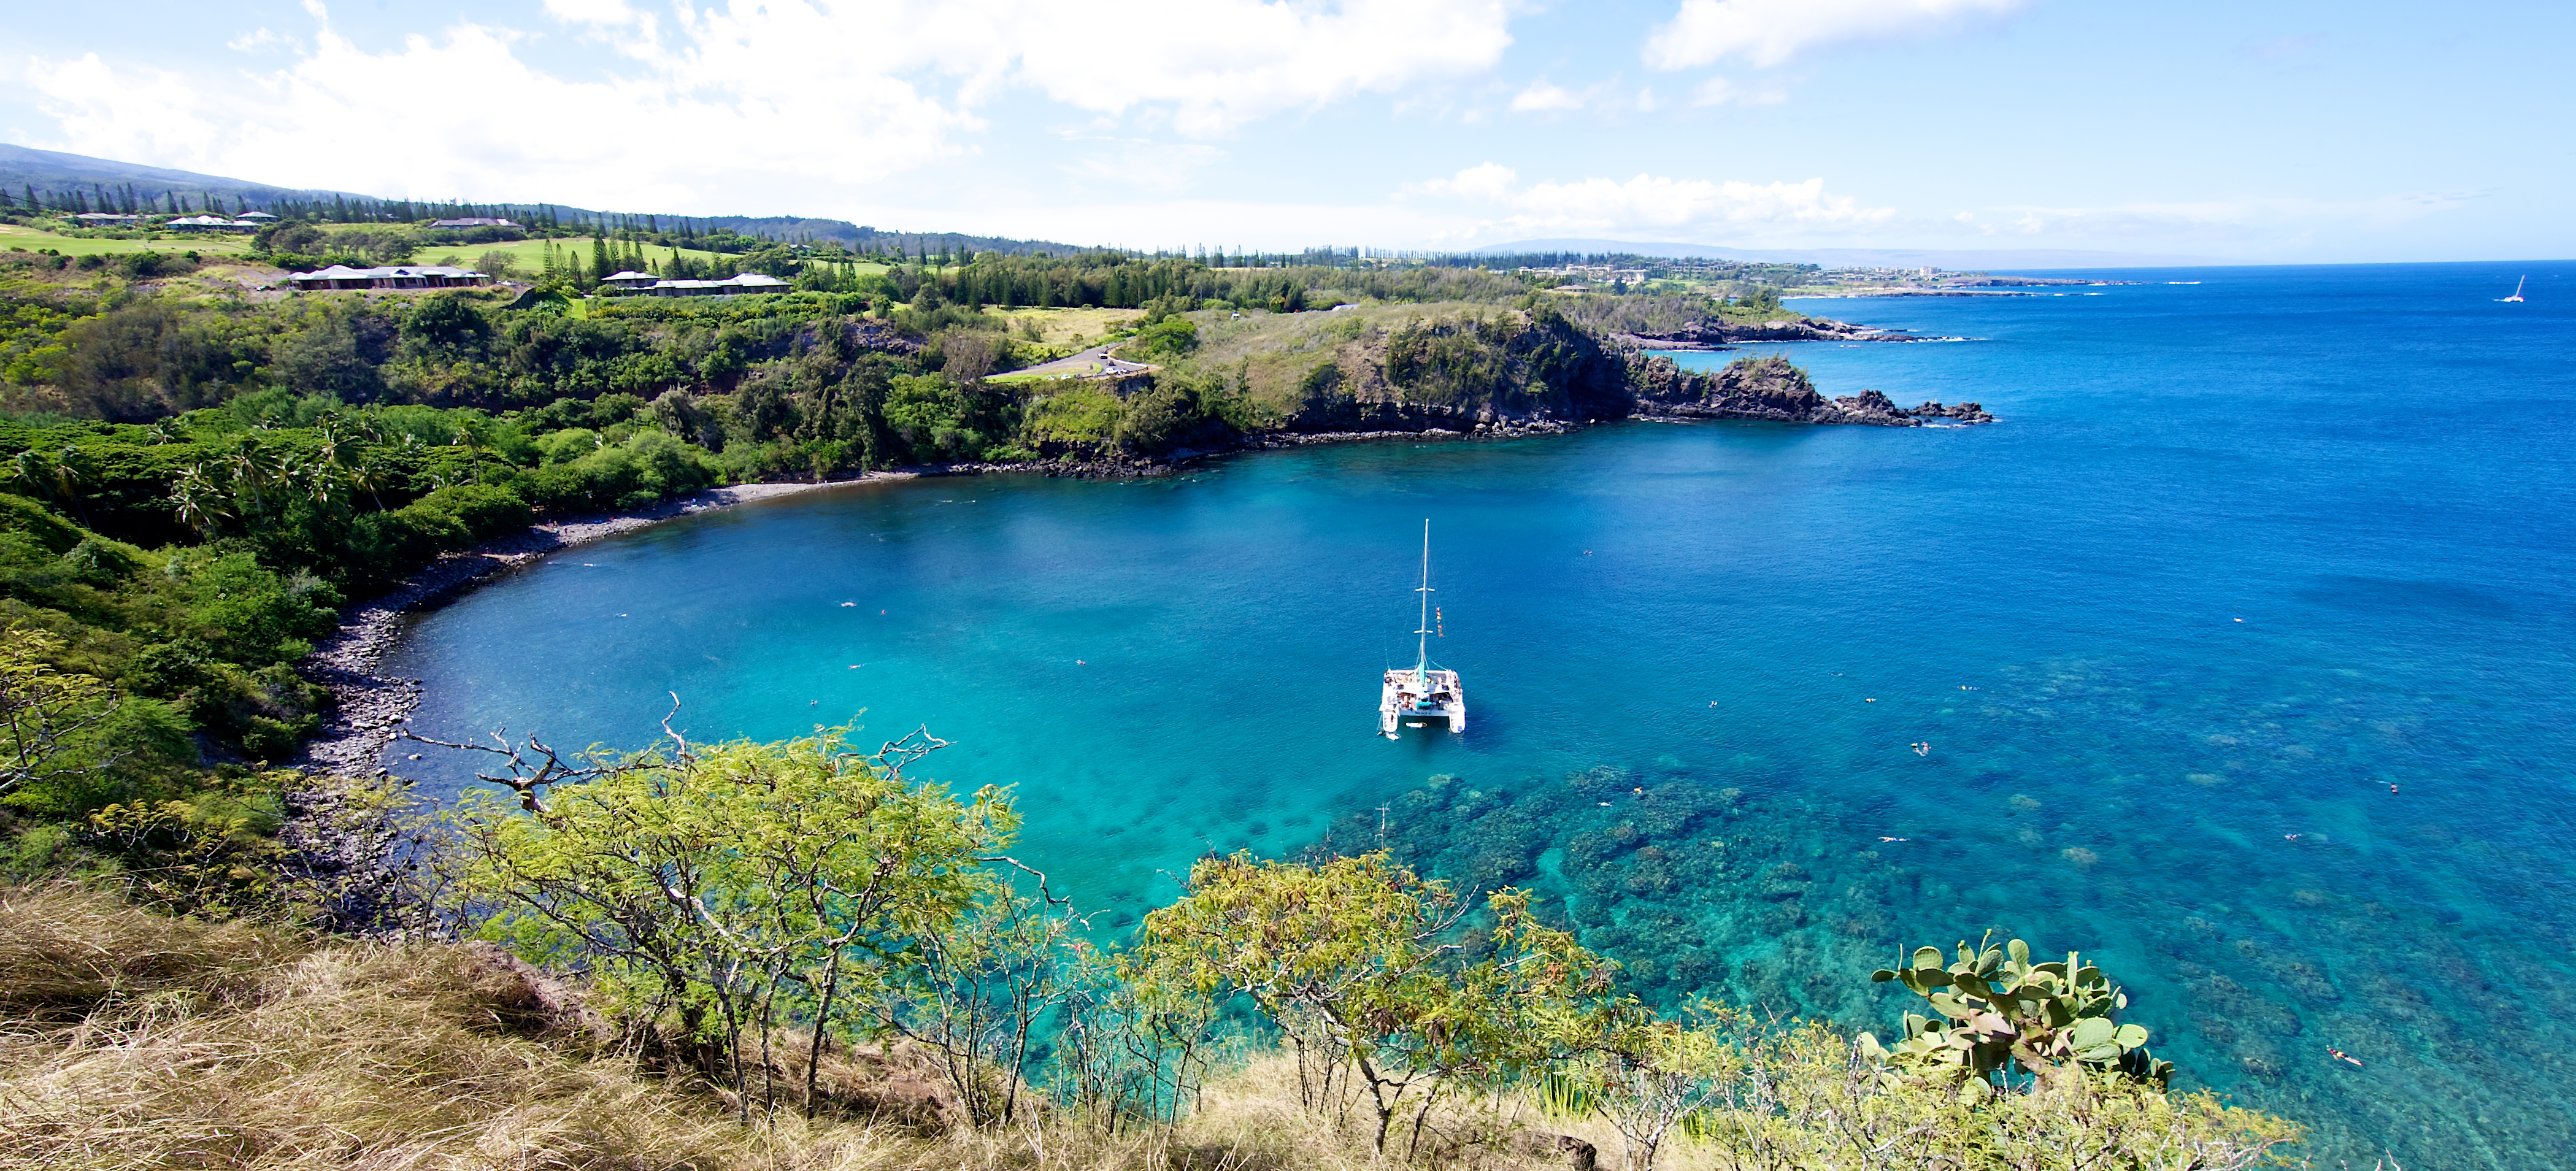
[1856,932,2174,1089]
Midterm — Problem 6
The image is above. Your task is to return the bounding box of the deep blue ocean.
[388,262,2575,1167]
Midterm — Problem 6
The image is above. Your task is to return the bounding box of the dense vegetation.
[0,196,2319,1167]
[0,722,2301,1170]
[0,235,1872,894]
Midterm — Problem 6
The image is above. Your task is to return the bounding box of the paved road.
[1010,342,1153,380]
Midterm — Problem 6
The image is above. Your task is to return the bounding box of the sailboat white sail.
[2501,276,2526,303]
[1380,520,1466,739]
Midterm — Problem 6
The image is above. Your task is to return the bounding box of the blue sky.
[6,0,2568,261]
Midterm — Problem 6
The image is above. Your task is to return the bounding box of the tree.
[50,446,92,526]
[1128,851,1612,1156]
[0,626,121,801]
[878,874,1086,1126]
[442,716,1012,1120]
[1565,1000,1747,1171]
[9,450,52,505]
[167,469,233,537]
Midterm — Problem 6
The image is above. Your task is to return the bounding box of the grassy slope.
[1161,301,1509,420]
[0,884,1577,1171]
[0,223,257,258]
[431,236,729,274]
[449,239,896,276]
[0,883,2301,1170]
[0,228,886,277]
[986,304,1144,350]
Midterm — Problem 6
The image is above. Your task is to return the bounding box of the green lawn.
[428,237,739,277]
[0,225,893,281]
[0,223,256,257]
[434,239,889,278]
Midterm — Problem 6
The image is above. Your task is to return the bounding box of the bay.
[388,261,2576,1168]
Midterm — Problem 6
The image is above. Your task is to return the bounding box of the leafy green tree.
[879,875,1086,1126]
[1128,850,1613,1156]
[0,626,121,803]
[445,719,1013,1119]
[1055,942,1225,1134]
[1558,999,1748,1171]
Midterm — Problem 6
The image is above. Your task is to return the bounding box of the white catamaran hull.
[1380,668,1466,738]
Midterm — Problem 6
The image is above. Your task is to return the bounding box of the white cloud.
[1405,161,1522,202]
[1405,163,1894,243]
[1644,0,2025,70]
[1056,139,1229,194]
[542,0,637,25]
[999,1,1515,136]
[1510,80,1585,112]
[611,0,1515,139]
[21,0,1517,211]
[1686,75,1783,106]
[24,55,226,172]
[226,28,288,52]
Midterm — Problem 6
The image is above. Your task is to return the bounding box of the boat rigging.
[1380,520,1466,739]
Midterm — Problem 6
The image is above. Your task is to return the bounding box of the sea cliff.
[1632,354,1994,428]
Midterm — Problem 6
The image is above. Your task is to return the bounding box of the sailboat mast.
[1415,520,1432,681]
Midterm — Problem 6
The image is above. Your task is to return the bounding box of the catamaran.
[1380,520,1466,739]
[2501,276,2527,303]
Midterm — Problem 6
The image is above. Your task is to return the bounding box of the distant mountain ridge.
[1471,237,2248,271]
[0,143,353,205]
[6,144,2246,268]
[0,143,1094,255]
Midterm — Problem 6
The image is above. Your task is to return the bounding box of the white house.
[288,264,493,291]
[165,215,261,232]
[608,272,792,298]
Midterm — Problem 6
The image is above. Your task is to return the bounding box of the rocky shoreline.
[1632,353,1994,428]
[277,401,1974,929]
[1612,315,1932,350]
[291,382,1972,786]
[290,479,880,781]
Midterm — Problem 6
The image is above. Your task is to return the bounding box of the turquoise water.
[388,263,2576,1167]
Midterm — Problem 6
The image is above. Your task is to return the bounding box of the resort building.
[430,217,519,229]
[603,272,793,298]
[164,215,262,232]
[74,212,142,227]
[288,264,494,291]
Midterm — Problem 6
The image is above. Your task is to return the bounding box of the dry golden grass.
[0,886,1585,1171]
[1,886,2294,1171]
[990,306,1145,350]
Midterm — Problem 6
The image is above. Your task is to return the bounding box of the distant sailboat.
[2500,276,2526,303]
[1380,521,1466,739]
